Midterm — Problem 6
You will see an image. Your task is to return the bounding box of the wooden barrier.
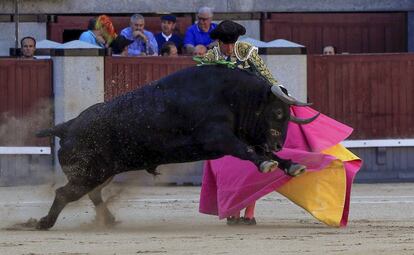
[0,59,53,186]
[308,53,414,140]
[104,56,195,100]
[105,54,414,140]
[262,13,406,54]
[0,59,53,146]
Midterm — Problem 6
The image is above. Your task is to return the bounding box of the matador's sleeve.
[201,48,218,63]
[248,50,278,85]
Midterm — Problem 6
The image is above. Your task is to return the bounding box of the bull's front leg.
[268,153,306,177]
[200,126,279,173]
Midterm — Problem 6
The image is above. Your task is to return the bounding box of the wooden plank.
[308,53,414,139]
[0,59,52,146]
[264,13,406,54]
[104,56,195,101]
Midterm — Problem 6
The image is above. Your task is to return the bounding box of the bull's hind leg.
[36,181,98,230]
[88,177,116,226]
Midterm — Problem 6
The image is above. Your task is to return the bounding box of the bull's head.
[255,85,319,153]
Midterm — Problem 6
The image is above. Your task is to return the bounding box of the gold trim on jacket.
[201,41,278,85]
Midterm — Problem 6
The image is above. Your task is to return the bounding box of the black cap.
[210,20,246,44]
[161,15,176,23]
[110,35,134,54]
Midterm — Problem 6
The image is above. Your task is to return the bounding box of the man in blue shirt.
[183,6,217,54]
[79,17,106,47]
[120,14,158,56]
[155,15,183,55]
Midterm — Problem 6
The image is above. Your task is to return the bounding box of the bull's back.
[59,65,268,170]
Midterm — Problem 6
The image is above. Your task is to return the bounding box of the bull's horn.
[290,112,320,124]
[271,85,312,106]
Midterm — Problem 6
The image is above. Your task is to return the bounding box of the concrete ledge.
[9,48,55,56]
[51,48,107,57]
[342,139,414,148]
[0,147,51,155]
[10,48,107,57]
[258,47,307,55]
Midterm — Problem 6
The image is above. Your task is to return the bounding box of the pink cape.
[199,106,362,226]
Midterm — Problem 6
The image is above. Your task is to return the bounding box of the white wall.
[261,54,307,102]
[0,22,46,56]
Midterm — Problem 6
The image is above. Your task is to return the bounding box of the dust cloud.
[0,98,53,146]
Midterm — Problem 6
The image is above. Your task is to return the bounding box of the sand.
[0,183,413,255]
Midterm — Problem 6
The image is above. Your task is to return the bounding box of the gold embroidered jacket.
[201,41,278,85]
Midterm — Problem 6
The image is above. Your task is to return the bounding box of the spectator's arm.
[121,28,141,56]
[183,28,195,54]
[127,46,141,57]
[147,33,159,55]
[79,32,98,46]
[184,44,195,54]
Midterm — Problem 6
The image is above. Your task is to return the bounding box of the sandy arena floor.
[0,182,414,255]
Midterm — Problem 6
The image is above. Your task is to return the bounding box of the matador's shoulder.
[235,41,258,61]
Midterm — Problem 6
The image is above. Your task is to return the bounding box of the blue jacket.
[183,23,217,47]
[120,27,158,56]
[155,33,183,54]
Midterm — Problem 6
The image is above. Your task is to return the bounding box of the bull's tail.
[36,121,71,138]
[36,128,57,137]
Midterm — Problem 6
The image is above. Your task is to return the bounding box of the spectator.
[193,44,207,56]
[160,41,178,57]
[183,6,217,54]
[110,35,134,56]
[121,14,158,56]
[20,36,36,59]
[323,45,336,55]
[79,17,106,47]
[95,15,117,47]
[155,15,183,55]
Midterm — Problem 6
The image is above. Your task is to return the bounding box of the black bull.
[34,65,318,230]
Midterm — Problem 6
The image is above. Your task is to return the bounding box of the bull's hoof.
[95,213,117,227]
[226,216,241,226]
[35,217,53,230]
[95,205,117,227]
[286,164,306,177]
[240,217,257,225]
[259,160,279,173]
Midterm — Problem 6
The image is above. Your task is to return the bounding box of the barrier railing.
[104,56,195,101]
[308,53,414,140]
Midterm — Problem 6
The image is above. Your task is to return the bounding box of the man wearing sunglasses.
[184,6,217,54]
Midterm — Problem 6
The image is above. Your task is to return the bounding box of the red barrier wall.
[0,59,53,146]
[308,53,414,139]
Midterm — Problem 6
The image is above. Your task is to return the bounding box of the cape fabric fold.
[199,106,362,227]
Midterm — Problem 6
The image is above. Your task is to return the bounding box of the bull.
[34,65,318,230]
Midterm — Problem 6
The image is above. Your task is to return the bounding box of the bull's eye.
[269,129,281,136]
[274,108,284,119]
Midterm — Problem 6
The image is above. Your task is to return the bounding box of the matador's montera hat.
[210,20,246,44]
